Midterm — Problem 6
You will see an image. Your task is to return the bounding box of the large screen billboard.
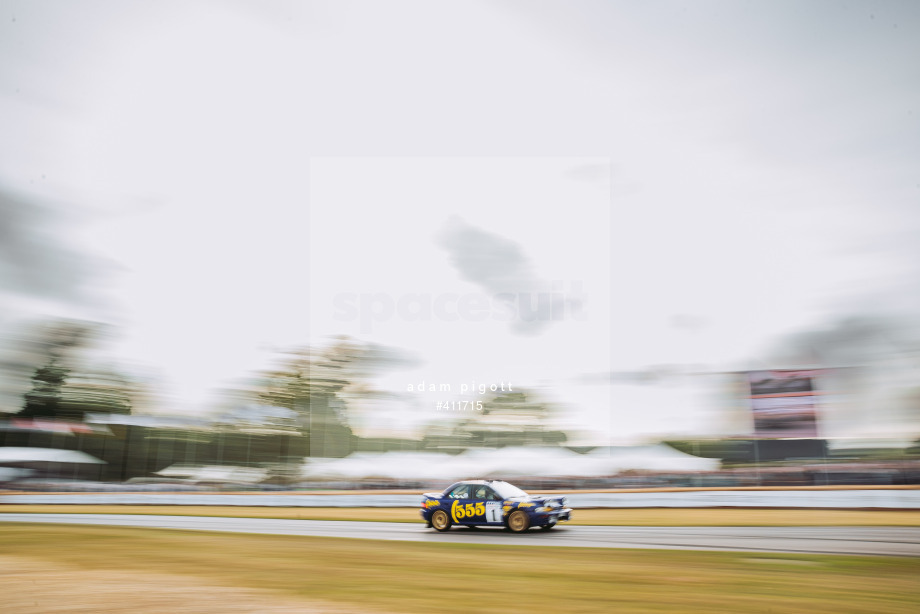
[747,370,820,438]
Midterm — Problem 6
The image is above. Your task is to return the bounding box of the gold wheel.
[431,509,451,532]
[507,510,530,533]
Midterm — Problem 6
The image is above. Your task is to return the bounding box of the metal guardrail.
[3,490,920,508]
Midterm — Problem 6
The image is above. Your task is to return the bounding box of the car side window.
[448,485,470,499]
[472,485,486,499]
[473,485,500,501]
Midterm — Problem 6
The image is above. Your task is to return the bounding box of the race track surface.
[2,513,919,556]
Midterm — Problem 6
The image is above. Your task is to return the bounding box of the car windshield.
[489,481,529,499]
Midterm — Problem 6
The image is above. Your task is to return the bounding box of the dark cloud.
[439,218,533,295]
[0,188,117,413]
[577,365,703,386]
[0,188,109,307]
[766,314,920,367]
[438,218,581,335]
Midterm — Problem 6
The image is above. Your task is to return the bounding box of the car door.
[470,484,504,525]
[445,483,475,525]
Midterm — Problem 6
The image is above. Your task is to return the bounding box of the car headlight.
[538,500,560,512]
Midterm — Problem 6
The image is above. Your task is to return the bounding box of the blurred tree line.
[17,321,134,420]
[1,324,575,481]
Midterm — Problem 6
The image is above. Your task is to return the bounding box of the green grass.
[3,505,920,526]
[2,523,919,613]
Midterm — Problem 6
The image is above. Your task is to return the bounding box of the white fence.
[2,489,919,508]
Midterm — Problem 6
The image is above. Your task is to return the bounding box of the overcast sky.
[1,1,918,442]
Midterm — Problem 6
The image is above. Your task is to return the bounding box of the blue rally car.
[420,479,572,532]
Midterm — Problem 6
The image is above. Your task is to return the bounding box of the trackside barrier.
[2,490,920,508]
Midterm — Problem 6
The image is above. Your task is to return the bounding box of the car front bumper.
[537,507,572,524]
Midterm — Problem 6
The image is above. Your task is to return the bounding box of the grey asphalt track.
[2,513,919,556]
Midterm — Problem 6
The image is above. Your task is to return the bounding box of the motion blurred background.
[2,0,920,490]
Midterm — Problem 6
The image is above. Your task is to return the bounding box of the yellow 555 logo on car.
[451,499,485,521]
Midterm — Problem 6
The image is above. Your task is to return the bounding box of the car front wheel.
[431,509,452,532]
[507,510,530,533]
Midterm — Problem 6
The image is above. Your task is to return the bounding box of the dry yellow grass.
[1,555,396,613]
[2,523,919,613]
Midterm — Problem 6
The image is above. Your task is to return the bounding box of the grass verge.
[2,505,920,526]
[2,523,919,613]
